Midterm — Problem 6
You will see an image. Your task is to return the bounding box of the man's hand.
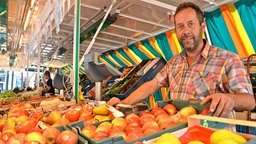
[107,97,121,106]
[200,93,235,117]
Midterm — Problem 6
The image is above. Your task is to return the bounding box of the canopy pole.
[78,0,116,67]
[36,17,43,92]
[73,0,81,103]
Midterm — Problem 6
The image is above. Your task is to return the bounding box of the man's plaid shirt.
[155,41,253,101]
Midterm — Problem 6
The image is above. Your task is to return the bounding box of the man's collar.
[201,40,210,59]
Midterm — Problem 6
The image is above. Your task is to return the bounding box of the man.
[42,71,55,96]
[107,2,255,118]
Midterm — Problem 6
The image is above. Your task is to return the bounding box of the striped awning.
[61,0,255,77]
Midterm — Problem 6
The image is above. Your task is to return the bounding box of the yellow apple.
[179,106,197,117]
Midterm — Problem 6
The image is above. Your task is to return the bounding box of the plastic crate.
[56,126,88,144]
[115,58,166,100]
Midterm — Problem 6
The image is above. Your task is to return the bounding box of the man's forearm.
[121,79,160,105]
[229,93,255,111]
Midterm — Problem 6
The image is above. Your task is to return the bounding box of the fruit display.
[0,95,254,144]
[67,102,200,143]
[0,98,107,143]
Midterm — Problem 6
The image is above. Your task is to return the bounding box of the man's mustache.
[182,33,192,39]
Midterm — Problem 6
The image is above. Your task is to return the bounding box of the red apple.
[28,127,44,134]
[7,133,26,144]
[51,118,70,127]
[139,113,155,119]
[176,116,188,124]
[141,121,159,132]
[6,137,22,144]
[109,127,126,140]
[155,113,170,122]
[157,117,175,126]
[16,109,29,117]
[93,131,109,140]
[125,113,139,120]
[151,107,163,115]
[139,116,155,126]
[81,124,96,138]
[153,109,167,117]
[125,124,142,135]
[16,119,38,134]
[30,112,44,121]
[179,106,197,117]
[0,131,15,143]
[56,130,78,144]
[111,126,124,132]
[95,122,112,133]
[159,121,177,129]
[125,113,140,124]
[79,113,93,121]
[163,104,177,116]
[139,111,151,117]
[126,131,144,142]
[43,127,61,143]
[144,127,161,136]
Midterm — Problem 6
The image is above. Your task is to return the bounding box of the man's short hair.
[174,2,204,25]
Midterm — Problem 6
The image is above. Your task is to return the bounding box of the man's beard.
[179,33,200,53]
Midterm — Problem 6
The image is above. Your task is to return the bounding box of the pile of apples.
[80,103,198,142]
[0,104,80,143]
[0,126,79,144]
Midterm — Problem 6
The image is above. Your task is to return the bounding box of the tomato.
[65,110,80,122]
[201,107,211,115]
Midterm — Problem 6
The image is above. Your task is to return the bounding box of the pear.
[94,115,111,122]
[43,111,62,125]
[93,104,109,116]
[210,129,247,144]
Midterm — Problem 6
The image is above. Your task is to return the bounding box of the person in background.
[107,2,255,119]
[42,71,55,96]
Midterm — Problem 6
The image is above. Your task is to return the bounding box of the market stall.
[0,0,255,143]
